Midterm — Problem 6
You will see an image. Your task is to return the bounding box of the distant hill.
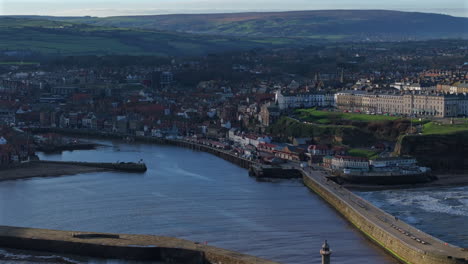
[35,10,468,41]
[0,17,291,56]
[2,10,467,56]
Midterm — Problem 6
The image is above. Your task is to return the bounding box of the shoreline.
[30,127,468,189]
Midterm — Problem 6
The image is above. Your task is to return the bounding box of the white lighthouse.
[320,240,332,264]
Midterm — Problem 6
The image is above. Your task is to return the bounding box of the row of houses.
[275,90,335,110]
[323,156,418,172]
[335,91,468,117]
[0,128,35,167]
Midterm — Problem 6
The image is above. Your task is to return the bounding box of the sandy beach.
[0,162,110,182]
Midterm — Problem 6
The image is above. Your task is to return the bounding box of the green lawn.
[296,108,401,124]
[348,148,380,159]
[422,122,468,135]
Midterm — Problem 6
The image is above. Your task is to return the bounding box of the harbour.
[0,138,397,264]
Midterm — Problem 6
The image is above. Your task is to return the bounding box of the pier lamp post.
[320,240,332,264]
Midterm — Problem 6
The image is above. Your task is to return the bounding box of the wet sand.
[0,163,109,182]
[346,173,468,191]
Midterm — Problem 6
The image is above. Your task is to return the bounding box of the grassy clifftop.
[292,109,415,141]
[268,117,375,146]
[422,121,468,135]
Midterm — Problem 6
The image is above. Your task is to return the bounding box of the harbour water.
[357,186,468,248]
[0,139,398,263]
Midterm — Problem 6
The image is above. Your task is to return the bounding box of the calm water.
[0,139,397,264]
[357,186,468,248]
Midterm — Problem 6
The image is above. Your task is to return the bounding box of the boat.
[112,162,147,172]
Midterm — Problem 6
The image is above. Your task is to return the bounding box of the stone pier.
[0,226,279,264]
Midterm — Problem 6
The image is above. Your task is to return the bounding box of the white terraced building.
[335,91,468,117]
[275,90,335,110]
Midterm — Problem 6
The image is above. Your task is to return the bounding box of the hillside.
[0,17,289,56]
[39,10,468,41]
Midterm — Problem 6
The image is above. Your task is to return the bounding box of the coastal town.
[0,5,467,264]
[1,41,467,186]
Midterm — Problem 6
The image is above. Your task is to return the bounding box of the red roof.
[258,143,277,148]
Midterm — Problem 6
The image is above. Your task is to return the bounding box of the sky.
[0,0,467,17]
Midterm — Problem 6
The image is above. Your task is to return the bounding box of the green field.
[296,109,401,124]
[422,121,468,135]
[0,17,294,56]
[347,148,380,159]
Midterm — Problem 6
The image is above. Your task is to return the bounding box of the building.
[51,86,78,96]
[259,103,280,126]
[308,145,333,156]
[275,90,334,110]
[160,72,173,89]
[0,109,15,125]
[274,145,306,161]
[335,91,468,117]
[331,155,369,171]
[369,157,417,168]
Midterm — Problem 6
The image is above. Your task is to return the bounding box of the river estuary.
[1,139,400,264]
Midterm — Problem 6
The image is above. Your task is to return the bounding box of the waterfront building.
[331,155,369,171]
[370,157,416,168]
[274,145,306,161]
[228,129,272,147]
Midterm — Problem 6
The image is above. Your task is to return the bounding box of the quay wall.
[302,171,468,264]
[249,164,303,179]
[0,226,279,264]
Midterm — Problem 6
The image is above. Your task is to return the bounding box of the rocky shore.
[0,162,110,182]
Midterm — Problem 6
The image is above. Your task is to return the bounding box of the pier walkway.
[296,164,468,264]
